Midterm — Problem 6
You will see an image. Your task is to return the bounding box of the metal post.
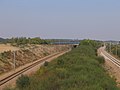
[59,39,60,45]
[13,51,16,70]
[110,42,111,53]
[116,45,117,55]
[104,42,106,47]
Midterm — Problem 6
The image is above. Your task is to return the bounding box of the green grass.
[8,45,119,90]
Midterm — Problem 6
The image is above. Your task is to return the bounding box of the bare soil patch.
[0,44,19,53]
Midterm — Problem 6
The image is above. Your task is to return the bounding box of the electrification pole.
[116,44,117,55]
[110,42,112,53]
[13,51,16,70]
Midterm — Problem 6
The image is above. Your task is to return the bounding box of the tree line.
[1,37,50,45]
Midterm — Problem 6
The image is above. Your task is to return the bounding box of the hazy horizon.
[0,0,120,41]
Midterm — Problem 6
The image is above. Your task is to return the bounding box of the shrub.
[96,56,105,64]
[44,61,49,66]
[16,75,30,89]
[57,59,64,65]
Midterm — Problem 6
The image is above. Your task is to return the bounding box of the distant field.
[0,44,19,53]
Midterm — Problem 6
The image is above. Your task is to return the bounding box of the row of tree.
[5,37,50,45]
[80,39,102,48]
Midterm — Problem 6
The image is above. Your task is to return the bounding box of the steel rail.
[0,51,64,86]
[101,50,120,67]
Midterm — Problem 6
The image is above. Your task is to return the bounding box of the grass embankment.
[8,44,119,90]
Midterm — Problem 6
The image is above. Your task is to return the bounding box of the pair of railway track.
[101,48,120,68]
[0,51,67,87]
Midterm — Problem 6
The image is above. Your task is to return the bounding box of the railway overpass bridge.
[52,41,80,48]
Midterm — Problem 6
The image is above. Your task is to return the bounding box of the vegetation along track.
[0,50,69,87]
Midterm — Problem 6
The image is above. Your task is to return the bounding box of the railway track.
[0,51,68,87]
[100,47,120,68]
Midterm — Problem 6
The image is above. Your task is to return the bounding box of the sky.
[0,0,120,40]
